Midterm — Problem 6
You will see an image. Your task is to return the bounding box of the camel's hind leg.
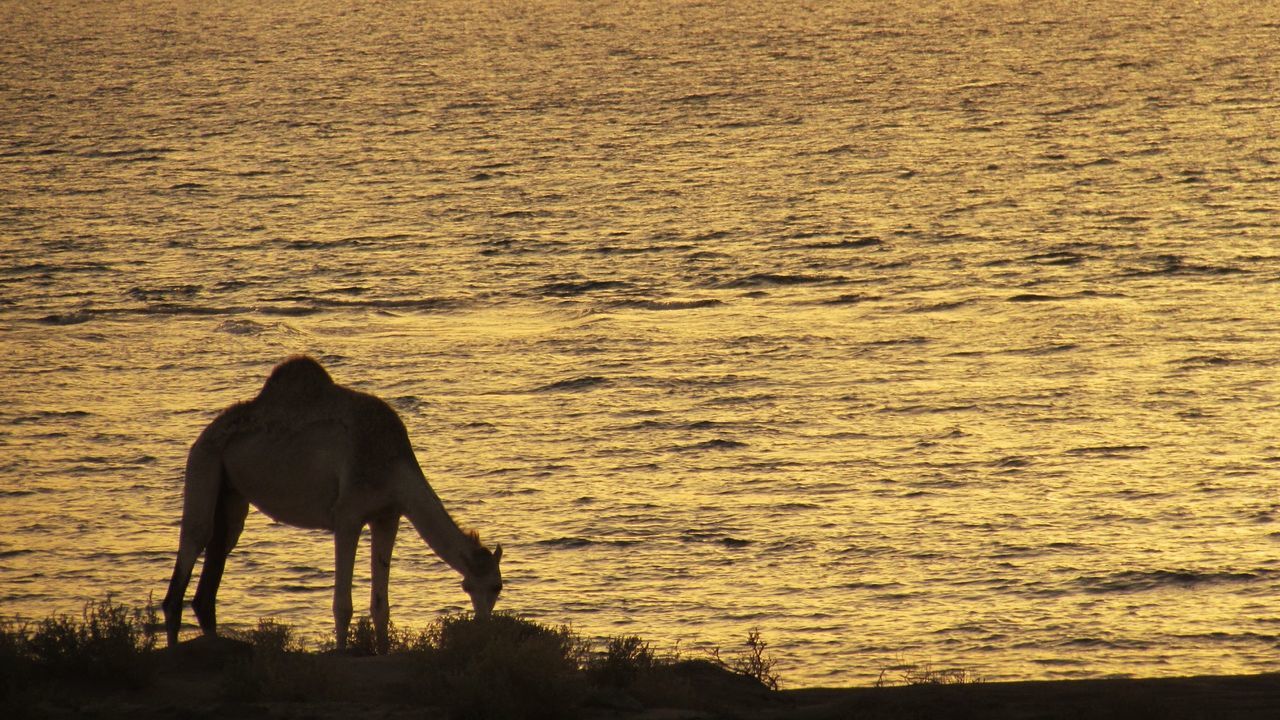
[332,523,360,651]
[191,487,249,637]
[162,446,223,646]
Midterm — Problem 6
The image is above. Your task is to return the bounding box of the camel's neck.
[399,468,481,577]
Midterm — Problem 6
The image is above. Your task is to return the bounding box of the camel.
[161,355,502,653]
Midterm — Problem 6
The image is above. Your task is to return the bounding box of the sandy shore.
[12,637,1280,719]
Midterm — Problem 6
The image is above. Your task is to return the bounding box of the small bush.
[243,617,304,654]
[0,619,29,701]
[590,634,655,688]
[223,618,332,702]
[23,596,157,688]
[316,615,434,655]
[709,628,780,690]
[876,661,984,687]
[422,613,590,720]
[345,615,379,655]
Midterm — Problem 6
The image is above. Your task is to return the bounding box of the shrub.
[24,596,157,688]
[0,618,28,701]
[315,615,434,655]
[876,661,984,687]
[589,634,655,688]
[345,615,379,655]
[222,617,333,702]
[709,628,780,690]
[421,613,590,720]
[243,617,304,654]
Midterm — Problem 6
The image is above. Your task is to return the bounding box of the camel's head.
[462,543,503,619]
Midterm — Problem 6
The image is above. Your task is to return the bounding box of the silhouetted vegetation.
[875,660,985,687]
[421,612,591,720]
[1,596,157,703]
[589,633,656,687]
[710,627,781,690]
[11,598,1279,719]
[3,597,782,719]
[316,614,434,655]
[221,617,331,701]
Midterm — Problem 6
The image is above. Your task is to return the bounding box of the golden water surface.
[2,0,1279,685]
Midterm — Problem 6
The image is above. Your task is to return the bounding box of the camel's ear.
[494,544,503,564]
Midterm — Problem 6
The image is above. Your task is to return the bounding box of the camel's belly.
[222,422,350,530]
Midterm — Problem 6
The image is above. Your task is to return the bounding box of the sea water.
[3,0,1279,686]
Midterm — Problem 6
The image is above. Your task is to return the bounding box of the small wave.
[218,319,267,336]
[39,305,254,324]
[1075,568,1269,594]
[991,455,1032,468]
[619,419,735,432]
[1054,637,1151,650]
[717,273,843,289]
[679,531,752,547]
[1005,343,1080,356]
[280,584,327,594]
[775,502,820,511]
[13,410,91,424]
[38,310,93,325]
[1171,355,1234,369]
[82,146,176,162]
[1040,101,1114,117]
[538,280,632,297]
[141,303,241,316]
[1172,631,1280,644]
[840,580,903,590]
[1007,293,1063,302]
[904,299,972,313]
[673,439,748,452]
[668,91,737,104]
[1120,254,1247,277]
[593,243,695,256]
[128,285,200,301]
[797,237,882,250]
[1024,251,1086,266]
[876,403,977,415]
[389,395,427,414]
[309,297,462,312]
[534,376,609,392]
[614,299,723,311]
[1064,445,1149,457]
[821,293,881,305]
[536,536,592,548]
[535,536,640,548]
[258,305,323,317]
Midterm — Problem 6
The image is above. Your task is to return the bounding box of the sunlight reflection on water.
[3,0,1280,686]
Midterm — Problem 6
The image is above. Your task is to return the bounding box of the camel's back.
[258,355,334,403]
[193,358,421,527]
[197,356,416,465]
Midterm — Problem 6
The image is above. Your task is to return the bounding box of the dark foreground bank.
[4,599,1278,719]
[10,636,1280,720]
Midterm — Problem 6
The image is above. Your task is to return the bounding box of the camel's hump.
[258,355,335,399]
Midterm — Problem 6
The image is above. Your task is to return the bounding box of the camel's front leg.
[369,514,399,654]
[333,524,360,651]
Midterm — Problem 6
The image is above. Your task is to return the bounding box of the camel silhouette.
[161,356,502,653]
